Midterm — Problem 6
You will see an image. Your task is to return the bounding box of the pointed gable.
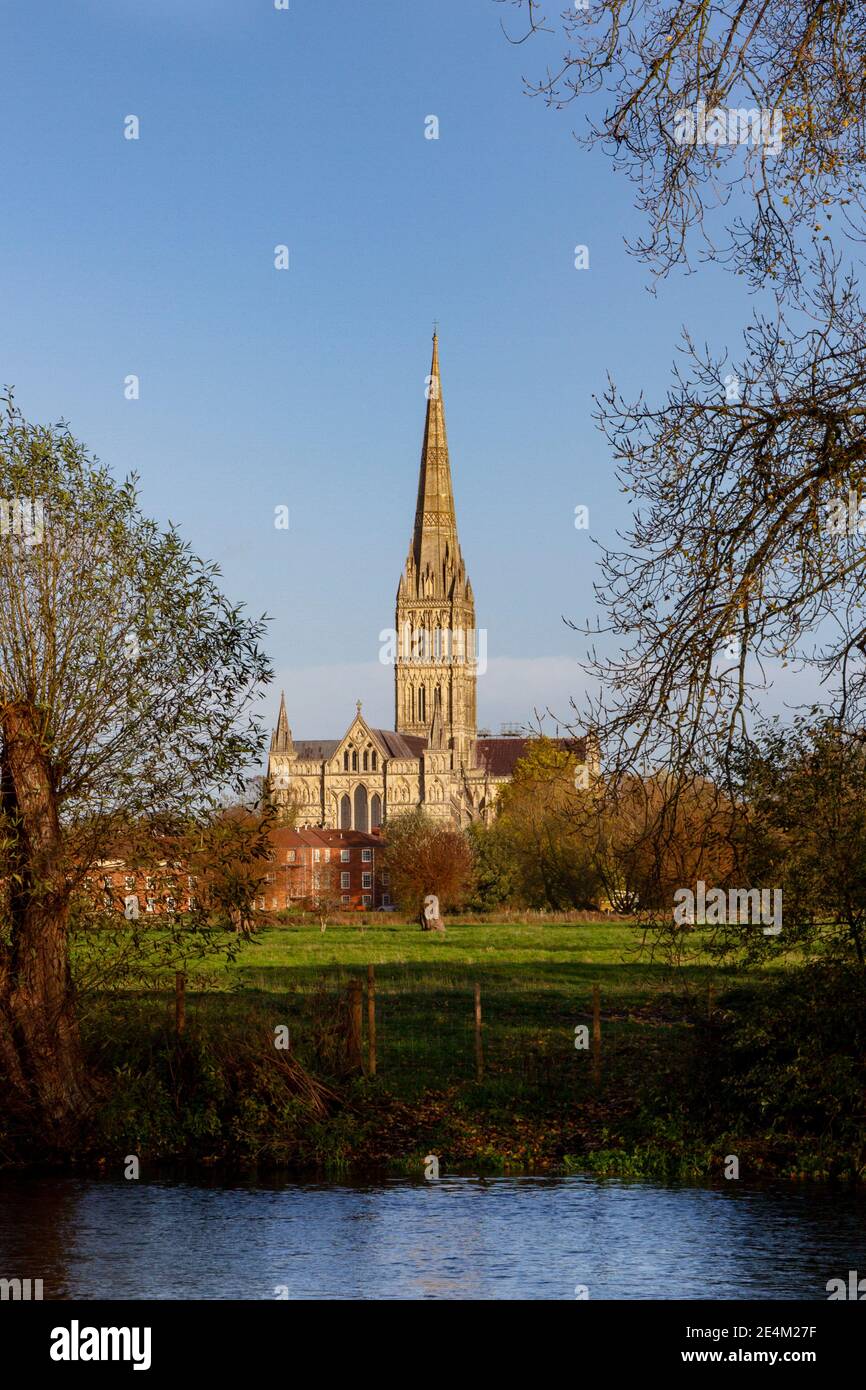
[333,708,391,765]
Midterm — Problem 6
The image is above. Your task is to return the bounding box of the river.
[0,1174,862,1299]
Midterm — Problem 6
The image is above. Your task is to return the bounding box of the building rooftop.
[474,735,587,778]
[269,826,381,848]
[291,730,429,763]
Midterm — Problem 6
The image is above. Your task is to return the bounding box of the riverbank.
[4,922,865,1181]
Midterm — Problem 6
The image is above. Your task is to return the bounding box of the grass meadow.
[61,916,845,1182]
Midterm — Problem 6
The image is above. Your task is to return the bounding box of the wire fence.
[199,965,608,1091]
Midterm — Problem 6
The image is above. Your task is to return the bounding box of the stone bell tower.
[395,333,477,768]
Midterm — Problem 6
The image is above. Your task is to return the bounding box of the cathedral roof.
[283,731,427,764]
[293,740,340,761]
[474,736,588,777]
[371,728,428,759]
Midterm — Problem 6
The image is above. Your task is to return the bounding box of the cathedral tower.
[395,333,477,767]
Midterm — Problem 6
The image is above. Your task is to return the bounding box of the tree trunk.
[0,701,93,1143]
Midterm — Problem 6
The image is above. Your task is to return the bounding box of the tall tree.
[498,2,866,828]
[580,263,866,787]
[495,738,600,909]
[0,394,270,1142]
[730,717,866,968]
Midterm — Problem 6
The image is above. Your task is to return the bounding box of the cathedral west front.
[267,334,592,830]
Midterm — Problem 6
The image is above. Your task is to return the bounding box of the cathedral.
[267,334,592,830]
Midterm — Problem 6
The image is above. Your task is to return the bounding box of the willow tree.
[0,393,271,1143]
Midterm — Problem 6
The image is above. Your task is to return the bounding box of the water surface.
[1,1174,863,1299]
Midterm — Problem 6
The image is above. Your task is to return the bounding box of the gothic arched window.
[418,686,426,722]
[343,750,349,772]
[340,794,351,830]
[352,750,358,772]
[371,751,378,772]
[363,750,369,771]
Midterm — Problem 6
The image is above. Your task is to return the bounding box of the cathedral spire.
[270,690,294,755]
[411,332,460,590]
[395,334,477,765]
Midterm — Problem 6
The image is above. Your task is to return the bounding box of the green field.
[72,916,839,1181]
[178,918,758,1094]
[218,917,693,981]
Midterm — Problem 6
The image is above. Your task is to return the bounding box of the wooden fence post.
[474,982,484,1082]
[347,977,364,1072]
[175,971,186,1038]
[367,965,377,1077]
[592,983,601,1085]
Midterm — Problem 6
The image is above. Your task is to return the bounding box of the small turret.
[270,690,294,756]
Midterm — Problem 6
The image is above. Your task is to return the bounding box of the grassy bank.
[8,920,865,1181]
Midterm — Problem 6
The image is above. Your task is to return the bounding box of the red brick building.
[261,827,387,912]
[82,860,193,918]
[81,826,388,919]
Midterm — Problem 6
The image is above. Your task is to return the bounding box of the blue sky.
[0,0,762,742]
